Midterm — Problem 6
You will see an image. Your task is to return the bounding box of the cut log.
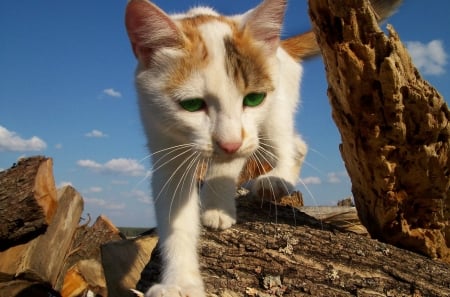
[0,186,83,286]
[55,215,123,291]
[102,233,158,297]
[0,156,58,250]
[136,196,450,296]
[308,0,450,261]
[60,259,107,297]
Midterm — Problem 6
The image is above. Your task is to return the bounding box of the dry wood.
[60,259,106,297]
[0,186,83,286]
[136,196,450,296]
[102,233,158,297]
[0,156,58,250]
[55,215,123,291]
[308,0,450,262]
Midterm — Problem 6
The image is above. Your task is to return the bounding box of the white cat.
[125,0,401,296]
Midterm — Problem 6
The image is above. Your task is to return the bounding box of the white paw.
[249,174,294,201]
[201,209,236,230]
[145,284,205,297]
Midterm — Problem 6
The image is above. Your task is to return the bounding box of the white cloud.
[77,158,146,177]
[55,143,63,149]
[406,40,447,75]
[103,88,122,98]
[85,129,108,138]
[58,181,73,188]
[301,176,322,185]
[87,186,103,193]
[327,171,349,184]
[77,159,103,170]
[129,189,152,204]
[0,125,47,152]
[84,197,126,210]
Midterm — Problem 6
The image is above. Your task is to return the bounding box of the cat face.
[126,1,286,160]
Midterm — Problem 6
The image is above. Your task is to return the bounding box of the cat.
[125,0,402,296]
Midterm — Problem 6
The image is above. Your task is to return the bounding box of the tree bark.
[136,196,450,296]
[308,0,450,262]
[0,156,58,250]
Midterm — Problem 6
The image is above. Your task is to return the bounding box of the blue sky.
[1,1,449,227]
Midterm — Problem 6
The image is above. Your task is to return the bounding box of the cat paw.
[248,174,294,201]
[201,209,236,230]
[145,284,205,297]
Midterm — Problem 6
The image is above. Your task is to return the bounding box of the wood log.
[0,186,83,286]
[0,156,58,250]
[308,0,450,262]
[60,259,107,297]
[102,233,158,297]
[56,215,124,291]
[135,196,450,296]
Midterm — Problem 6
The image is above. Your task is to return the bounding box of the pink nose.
[217,141,242,154]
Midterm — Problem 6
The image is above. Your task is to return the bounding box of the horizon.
[1,1,449,227]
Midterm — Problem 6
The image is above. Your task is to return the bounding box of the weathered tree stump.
[309,0,450,262]
[0,156,58,250]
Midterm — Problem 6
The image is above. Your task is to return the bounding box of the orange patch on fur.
[163,15,238,97]
[163,13,275,98]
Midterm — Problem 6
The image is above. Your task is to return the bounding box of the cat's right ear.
[125,0,183,63]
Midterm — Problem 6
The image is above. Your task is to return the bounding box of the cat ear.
[281,30,321,62]
[243,0,287,53]
[125,0,183,63]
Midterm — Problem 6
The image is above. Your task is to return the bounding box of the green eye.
[179,98,206,112]
[243,92,266,107]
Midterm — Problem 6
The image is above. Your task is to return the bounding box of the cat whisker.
[153,149,198,204]
[253,145,293,197]
[168,152,203,221]
[151,148,195,175]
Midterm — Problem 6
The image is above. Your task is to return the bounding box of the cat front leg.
[201,158,247,230]
[250,132,307,200]
[146,168,205,297]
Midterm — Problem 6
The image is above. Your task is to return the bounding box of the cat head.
[125,0,312,159]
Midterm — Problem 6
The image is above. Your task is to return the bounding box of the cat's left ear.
[243,0,287,53]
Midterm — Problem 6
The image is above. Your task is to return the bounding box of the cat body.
[125,0,401,296]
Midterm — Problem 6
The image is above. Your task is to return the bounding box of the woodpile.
[0,157,138,297]
[1,156,450,297]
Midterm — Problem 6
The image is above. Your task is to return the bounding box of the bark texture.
[0,156,58,250]
[136,197,450,297]
[308,0,450,262]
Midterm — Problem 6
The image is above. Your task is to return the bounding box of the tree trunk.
[308,0,450,262]
[135,196,450,297]
[0,156,58,250]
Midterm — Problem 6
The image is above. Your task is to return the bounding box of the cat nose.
[216,141,242,154]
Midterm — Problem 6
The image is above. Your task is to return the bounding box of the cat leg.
[146,168,205,297]
[201,158,247,230]
[250,132,307,200]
